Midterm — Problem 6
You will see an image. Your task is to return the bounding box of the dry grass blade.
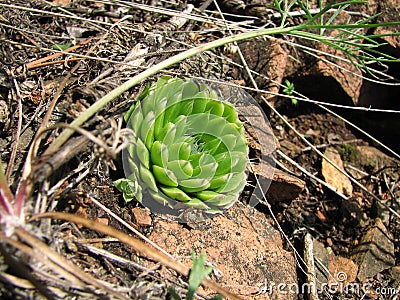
[5,75,23,182]
[7,37,92,75]
[30,212,244,300]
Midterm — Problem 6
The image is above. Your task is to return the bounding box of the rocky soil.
[0,0,399,299]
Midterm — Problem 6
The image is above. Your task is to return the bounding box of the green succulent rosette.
[115,77,249,214]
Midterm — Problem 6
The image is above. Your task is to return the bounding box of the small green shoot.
[187,252,213,299]
[168,252,223,300]
[52,43,73,50]
[282,79,298,106]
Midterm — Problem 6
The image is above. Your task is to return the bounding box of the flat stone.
[328,252,358,286]
[235,39,288,104]
[148,204,297,299]
[131,207,152,227]
[352,218,395,282]
[321,147,353,197]
[313,239,358,289]
[252,160,305,202]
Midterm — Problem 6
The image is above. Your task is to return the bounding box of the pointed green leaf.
[216,172,247,194]
[192,162,218,179]
[233,136,248,154]
[141,111,155,149]
[168,142,191,161]
[182,80,200,100]
[219,134,237,152]
[114,178,140,202]
[158,122,177,144]
[183,198,210,210]
[187,253,213,300]
[206,100,224,116]
[160,186,191,202]
[191,98,209,114]
[152,165,178,187]
[204,193,236,207]
[139,164,158,192]
[150,140,168,167]
[167,160,193,180]
[205,116,227,136]
[136,138,150,169]
[230,151,248,172]
[209,173,232,190]
[163,92,183,124]
[179,178,210,193]
[222,102,239,123]
[221,122,242,135]
[196,190,221,201]
[128,107,143,133]
[173,115,188,142]
[148,189,175,207]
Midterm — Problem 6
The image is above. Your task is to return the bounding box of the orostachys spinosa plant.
[115,77,249,215]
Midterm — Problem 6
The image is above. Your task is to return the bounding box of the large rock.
[351,218,395,282]
[148,204,297,299]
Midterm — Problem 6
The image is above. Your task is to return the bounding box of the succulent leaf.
[139,164,158,192]
[114,178,140,202]
[152,165,179,187]
[208,173,232,190]
[169,142,191,161]
[135,139,150,169]
[167,160,193,179]
[150,140,169,167]
[179,178,210,193]
[160,186,192,202]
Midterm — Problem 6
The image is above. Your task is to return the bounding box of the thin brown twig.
[24,57,83,70]
[32,135,89,183]
[11,38,92,75]
[5,74,23,183]
[1,232,84,286]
